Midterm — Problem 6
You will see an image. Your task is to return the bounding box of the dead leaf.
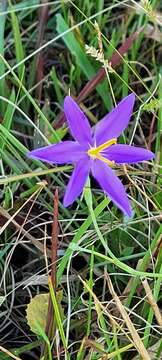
[26,291,64,336]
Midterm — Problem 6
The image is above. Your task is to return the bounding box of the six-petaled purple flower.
[27,94,154,216]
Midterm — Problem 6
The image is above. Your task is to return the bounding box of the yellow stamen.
[95,153,115,167]
[95,138,117,152]
[88,138,116,157]
[87,138,116,167]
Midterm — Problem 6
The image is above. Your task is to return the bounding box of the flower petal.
[91,159,132,216]
[27,141,86,164]
[102,144,155,164]
[63,156,91,207]
[64,96,93,146]
[95,94,135,146]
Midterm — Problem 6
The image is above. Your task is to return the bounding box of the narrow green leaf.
[57,197,110,283]
[56,13,109,108]
[0,0,7,114]
[49,279,70,360]
[1,88,15,151]
[8,0,25,81]
[51,66,63,104]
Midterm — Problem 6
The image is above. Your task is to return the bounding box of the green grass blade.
[156,71,162,177]
[143,247,162,348]
[8,0,25,81]
[48,278,70,360]
[50,66,63,104]
[126,225,162,307]
[57,197,110,284]
[1,88,15,151]
[56,13,109,109]
[0,0,7,114]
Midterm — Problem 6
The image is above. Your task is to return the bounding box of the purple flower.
[27,95,154,216]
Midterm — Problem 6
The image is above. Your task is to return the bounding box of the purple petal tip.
[129,93,135,100]
[149,151,155,160]
[26,151,33,158]
[63,198,70,207]
[125,205,132,218]
[118,197,132,217]
[64,95,74,106]
[127,92,135,103]
[124,93,136,110]
[26,150,40,161]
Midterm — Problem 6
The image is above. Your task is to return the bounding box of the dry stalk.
[106,274,151,360]
[142,279,162,327]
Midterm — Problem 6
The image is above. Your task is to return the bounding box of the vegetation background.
[0,0,162,359]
